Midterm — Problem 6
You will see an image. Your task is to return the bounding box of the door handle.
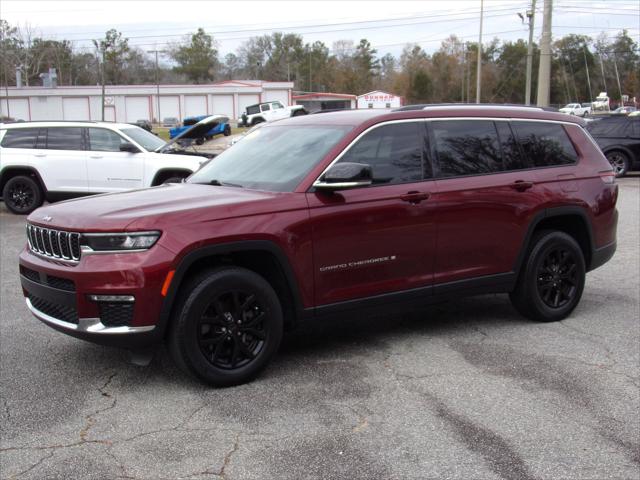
[34,153,47,157]
[511,180,534,192]
[89,155,103,159]
[400,191,430,204]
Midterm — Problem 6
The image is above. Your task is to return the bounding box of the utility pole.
[536,0,552,107]
[612,52,623,108]
[476,0,484,104]
[101,44,106,121]
[583,44,592,101]
[308,51,312,92]
[599,53,607,92]
[147,49,163,125]
[524,0,536,105]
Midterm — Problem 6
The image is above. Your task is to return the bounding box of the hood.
[157,115,228,152]
[28,183,300,232]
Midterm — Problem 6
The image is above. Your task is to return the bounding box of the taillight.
[599,171,616,184]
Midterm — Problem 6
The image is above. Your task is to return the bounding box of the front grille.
[20,266,40,283]
[29,293,78,324]
[99,303,134,327]
[26,224,81,262]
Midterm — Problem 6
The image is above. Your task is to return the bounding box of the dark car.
[587,116,640,176]
[130,119,152,132]
[19,106,618,386]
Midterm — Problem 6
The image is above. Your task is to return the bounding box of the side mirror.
[120,142,140,153]
[314,162,373,190]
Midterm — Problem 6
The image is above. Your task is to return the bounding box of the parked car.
[559,103,590,117]
[130,119,153,132]
[0,116,225,214]
[612,106,637,115]
[587,115,640,176]
[170,115,230,144]
[18,106,618,386]
[238,101,306,126]
[162,117,179,127]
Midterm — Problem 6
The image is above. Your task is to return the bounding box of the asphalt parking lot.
[1,176,638,480]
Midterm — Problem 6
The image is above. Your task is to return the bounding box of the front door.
[307,121,437,306]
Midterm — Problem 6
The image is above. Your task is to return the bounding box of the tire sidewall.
[606,151,629,177]
[175,268,283,386]
[2,175,43,214]
[523,232,586,322]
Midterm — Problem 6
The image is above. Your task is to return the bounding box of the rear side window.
[261,104,271,112]
[495,122,529,171]
[338,122,428,184]
[45,127,84,151]
[513,122,577,167]
[246,105,260,115]
[0,128,39,148]
[431,120,502,177]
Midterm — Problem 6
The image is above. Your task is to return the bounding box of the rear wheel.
[2,175,43,214]
[169,267,283,386]
[510,231,585,322]
[606,151,629,177]
[292,109,307,117]
[223,124,231,136]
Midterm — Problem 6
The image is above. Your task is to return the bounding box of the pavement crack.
[8,450,55,479]
[218,435,240,480]
[80,372,119,442]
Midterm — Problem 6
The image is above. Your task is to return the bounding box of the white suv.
[0,118,220,214]
[238,101,306,126]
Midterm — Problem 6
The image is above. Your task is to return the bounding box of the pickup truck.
[559,103,591,117]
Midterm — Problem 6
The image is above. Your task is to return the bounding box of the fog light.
[89,295,135,303]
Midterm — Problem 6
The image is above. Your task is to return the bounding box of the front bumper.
[19,244,174,348]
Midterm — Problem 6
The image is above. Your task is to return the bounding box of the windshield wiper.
[200,179,244,188]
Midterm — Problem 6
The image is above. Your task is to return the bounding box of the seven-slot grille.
[26,224,81,261]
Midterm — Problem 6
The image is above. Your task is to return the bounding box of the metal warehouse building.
[0,80,294,124]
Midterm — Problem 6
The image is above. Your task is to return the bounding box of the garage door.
[104,106,116,122]
[211,95,234,118]
[238,94,260,117]
[159,96,180,122]
[125,96,150,122]
[184,95,207,117]
[263,90,289,106]
[1,98,30,121]
[62,97,90,120]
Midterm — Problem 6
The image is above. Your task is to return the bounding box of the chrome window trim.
[26,298,155,334]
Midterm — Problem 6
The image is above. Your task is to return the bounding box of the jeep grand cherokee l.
[19,106,618,386]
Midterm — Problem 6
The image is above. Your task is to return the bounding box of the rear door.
[36,127,89,193]
[86,127,144,193]
[307,120,438,306]
[430,119,542,287]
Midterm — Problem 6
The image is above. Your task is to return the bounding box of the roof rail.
[393,103,558,112]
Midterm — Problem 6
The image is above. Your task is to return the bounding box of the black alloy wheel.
[536,247,578,309]
[197,291,267,370]
[2,175,43,214]
[169,267,283,386]
[606,151,629,177]
[510,230,585,322]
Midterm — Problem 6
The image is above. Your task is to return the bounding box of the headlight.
[82,232,160,251]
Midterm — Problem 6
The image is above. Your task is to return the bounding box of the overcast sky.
[1,0,638,59]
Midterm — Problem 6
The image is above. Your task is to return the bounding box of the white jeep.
[0,116,224,214]
[238,101,306,126]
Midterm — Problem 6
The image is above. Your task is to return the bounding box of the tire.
[223,124,231,136]
[169,267,283,387]
[195,138,204,145]
[606,151,630,177]
[2,175,43,215]
[292,109,307,117]
[251,118,265,126]
[510,230,585,322]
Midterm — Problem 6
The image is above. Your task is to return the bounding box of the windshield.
[120,127,166,151]
[188,124,351,191]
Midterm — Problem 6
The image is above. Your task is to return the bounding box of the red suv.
[19,106,618,386]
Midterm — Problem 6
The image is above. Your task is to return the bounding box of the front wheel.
[606,151,629,177]
[510,231,585,322]
[2,175,44,214]
[223,124,231,136]
[169,267,283,387]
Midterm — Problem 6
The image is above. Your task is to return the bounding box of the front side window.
[432,120,502,177]
[88,128,126,152]
[272,102,284,109]
[119,127,165,152]
[512,122,578,167]
[338,122,427,184]
[45,127,84,151]
[188,125,351,192]
[0,128,39,148]
[495,122,529,171]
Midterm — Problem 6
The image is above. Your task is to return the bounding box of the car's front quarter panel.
[142,153,205,185]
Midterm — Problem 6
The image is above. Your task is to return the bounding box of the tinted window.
[261,104,271,112]
[46,127,84,151]
[338,122,427,184]
[88,128,126,152]
[495,122,528,171]
[432,120,502,177]
[246,105,260,115]
[513,122,577,167]
[0,128,39,148]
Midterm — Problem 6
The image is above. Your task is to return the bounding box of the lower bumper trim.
[26,298,155,335]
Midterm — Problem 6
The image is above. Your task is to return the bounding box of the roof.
[271,105,587,128]
[292,92,357,100]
